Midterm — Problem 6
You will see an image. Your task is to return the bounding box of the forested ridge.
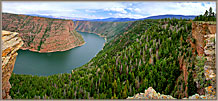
[194,7,216,21]
[10,18,207,99]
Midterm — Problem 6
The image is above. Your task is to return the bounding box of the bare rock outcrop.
[127,86,216,99]
[2,30,23,99]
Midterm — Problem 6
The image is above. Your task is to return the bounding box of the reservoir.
[13,32,105,76]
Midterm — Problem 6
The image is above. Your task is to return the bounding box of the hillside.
[8,18,214,99]
[74,21,134,41]
[2,13,85,53]
[75,15,196,22]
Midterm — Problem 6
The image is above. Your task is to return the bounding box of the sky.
[2,1,216,19]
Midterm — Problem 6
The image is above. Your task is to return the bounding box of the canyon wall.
[2,13,85,53]
[74,21,134,41]
[2,30,23,99]
[192,22,216,96]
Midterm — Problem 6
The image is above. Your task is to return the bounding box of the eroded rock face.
[2,13,85,53]
[2,30,23,99]
[191,22,216,56]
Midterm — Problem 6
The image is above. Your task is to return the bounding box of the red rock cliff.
[2,13,85,53]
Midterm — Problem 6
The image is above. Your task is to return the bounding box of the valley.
[13,32,105,76]
[1,7,216,100]
[74,21,134,41]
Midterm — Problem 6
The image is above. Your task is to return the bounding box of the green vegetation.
[194,56,210,90]
[10,18,198,99]
[75,21,134,41]
[194,7,216,21]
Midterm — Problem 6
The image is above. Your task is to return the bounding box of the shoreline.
[19,31,107,53]
[77,30,107,43]
[20,42,86,53]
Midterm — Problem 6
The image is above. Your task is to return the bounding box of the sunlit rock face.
[2,30,23,99]
[2,13,85,53]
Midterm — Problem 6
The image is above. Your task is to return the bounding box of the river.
[13,32,105,76]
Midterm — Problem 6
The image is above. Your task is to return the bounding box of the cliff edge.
[2,30,23,99]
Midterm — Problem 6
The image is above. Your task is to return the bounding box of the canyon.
[2,13,133,53]
[74,21,134,41]
[13,32,105,76]
[2,13,85,53]
[1,13,216,99]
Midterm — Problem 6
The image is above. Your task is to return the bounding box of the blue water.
[13,32,105,76]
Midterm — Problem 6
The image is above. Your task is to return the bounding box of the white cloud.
[85,9,96,13]
[71,13,104,19]
[113,13,146,19]
[134,2,216,16]
[127,8,141,13]
[134,8,141,12]
[104,8,127,14]
[2,2,216,19]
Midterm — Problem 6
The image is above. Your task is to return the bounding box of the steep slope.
[2,30,23,99]
[128,21,216,100]
[74,21,134,41]
[191,21,216,96]
[2,13,85,53]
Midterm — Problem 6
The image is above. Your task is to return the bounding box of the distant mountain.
[79,18,137,22]
[142,14,196,20]
[21,13,197,22]
[23,14,62,19]
[23,14,88,20]
[77,14,196,22]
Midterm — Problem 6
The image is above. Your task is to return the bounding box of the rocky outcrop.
[127,87,175,99]
[127,86,216,99]
[2,30,23,99]
[203,24,216,96]
[204,34,216,80]
[2,13,85,53]
[74,21,134,41]
[192,22,216,96]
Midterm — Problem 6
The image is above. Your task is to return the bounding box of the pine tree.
[209,7,212,17]
[187,71,197,96]
[204,10,208,17]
